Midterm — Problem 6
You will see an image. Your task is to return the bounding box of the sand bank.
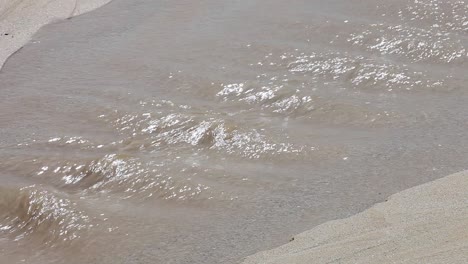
[0,0,112,69]
[243,170,468,264]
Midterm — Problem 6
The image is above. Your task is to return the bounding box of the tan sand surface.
[242,170,468,264]
[0,0,111,69]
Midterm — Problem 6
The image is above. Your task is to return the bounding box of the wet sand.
[243,170,468,264]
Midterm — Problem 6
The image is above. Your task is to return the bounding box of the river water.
[0,0,467,263]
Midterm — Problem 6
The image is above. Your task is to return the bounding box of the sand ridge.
[242,170,468,264]
[0,0,112,69]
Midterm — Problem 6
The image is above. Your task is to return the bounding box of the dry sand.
[0,0,112,69]
[242,170,468,264]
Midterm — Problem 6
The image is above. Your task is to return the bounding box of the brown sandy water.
[0,0,467,263]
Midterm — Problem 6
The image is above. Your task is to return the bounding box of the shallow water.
[0,0,467,263]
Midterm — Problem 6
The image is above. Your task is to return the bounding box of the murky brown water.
[0,0,467,263]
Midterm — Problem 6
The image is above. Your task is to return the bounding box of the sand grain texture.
[0,0,111,69]
[243,170,468,264]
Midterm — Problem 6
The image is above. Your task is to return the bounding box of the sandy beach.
[243,171,468,264]
[0,0,112,69]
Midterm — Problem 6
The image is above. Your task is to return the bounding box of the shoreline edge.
[242,170,468,264]
[0,0,113,70]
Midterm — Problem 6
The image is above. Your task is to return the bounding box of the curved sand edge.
[242,170,468,264]
[0,0,112,69]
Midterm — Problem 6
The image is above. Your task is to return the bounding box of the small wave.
[53,154,217,201]
[285,51,445,90]
[3,100,317,203]
[100,105,309,159]
[216,81,397,124]
[15,152,232,202]
[347,24,466,64]
[14,135,105,151]
[212,44,452,126]
[217,82,315,115]
[396,0,468,34]
[347,0,467,64]
[0,186,91,245]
